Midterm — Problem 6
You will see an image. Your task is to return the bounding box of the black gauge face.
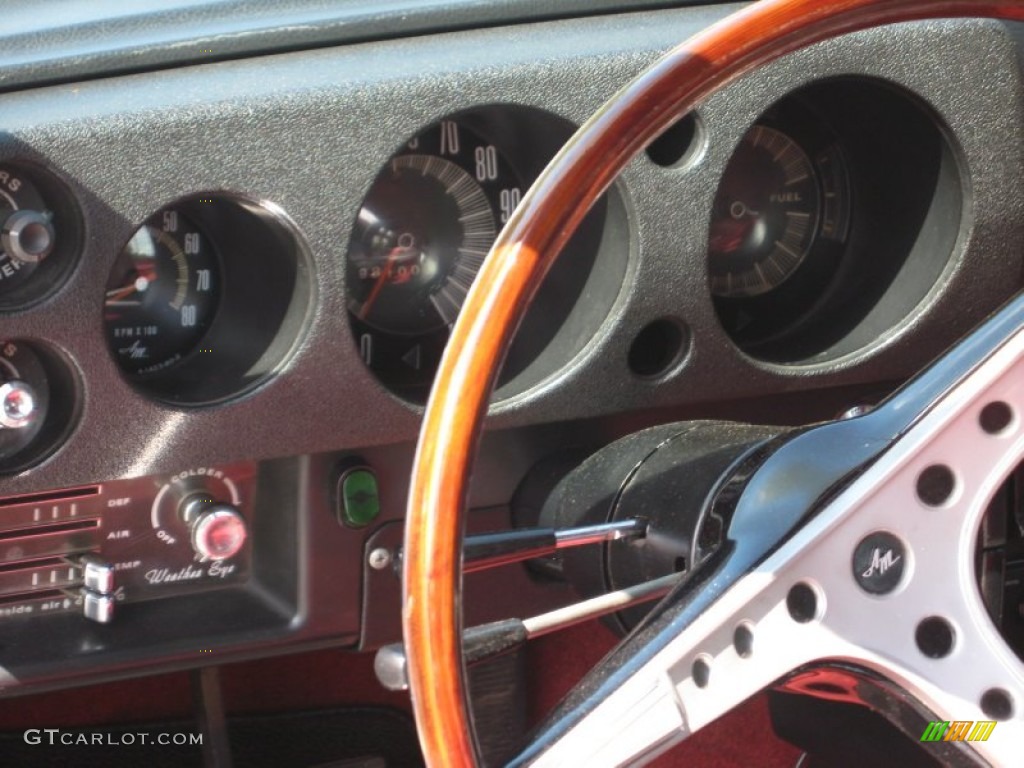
[104,210,220,376]
[349,154,497,335]
[0,166,51,295]
[347,119,525,398]
[709,126,821,298]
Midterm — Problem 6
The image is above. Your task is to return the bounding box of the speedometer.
[345,107,622,403]
[348,153,498,335]
[346,118,524,399]
[104,210,219,376]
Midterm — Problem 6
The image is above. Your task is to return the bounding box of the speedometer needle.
[359,248,406,320]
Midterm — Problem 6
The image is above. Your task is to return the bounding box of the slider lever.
[375,571,682,691]
[462,518,646,573]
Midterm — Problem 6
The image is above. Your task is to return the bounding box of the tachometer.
[104,210,219,375]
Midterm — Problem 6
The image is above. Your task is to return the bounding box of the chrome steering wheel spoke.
[515,294,1024,767]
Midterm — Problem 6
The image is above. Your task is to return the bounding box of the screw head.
[368,547,392,571]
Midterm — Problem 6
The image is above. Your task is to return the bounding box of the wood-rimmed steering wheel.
[402,1,1024,765]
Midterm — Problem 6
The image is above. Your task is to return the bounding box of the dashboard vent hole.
[646,112,703,169]
[628,318,689,379]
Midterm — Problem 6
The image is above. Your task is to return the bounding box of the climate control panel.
[0,462,254,624]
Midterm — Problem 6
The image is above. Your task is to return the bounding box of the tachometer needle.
[104,276,151,306]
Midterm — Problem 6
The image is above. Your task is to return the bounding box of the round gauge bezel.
[345,105,630,404]
[103,193,314,407]
[0,160,84,313]
[709,77,962,366]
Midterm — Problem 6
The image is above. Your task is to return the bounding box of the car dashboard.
[0,1,1022,755]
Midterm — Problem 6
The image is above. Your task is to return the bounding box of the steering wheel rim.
[402,1,1024,765]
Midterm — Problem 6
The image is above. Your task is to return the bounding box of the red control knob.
[189,504,247,561]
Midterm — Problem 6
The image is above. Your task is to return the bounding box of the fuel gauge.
[708,100,854,361]
[709,126,821,298]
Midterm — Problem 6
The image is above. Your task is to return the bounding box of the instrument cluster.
[341,80,961,397]
[0,79,962,471]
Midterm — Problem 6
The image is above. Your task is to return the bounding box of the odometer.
[104,210,219,376]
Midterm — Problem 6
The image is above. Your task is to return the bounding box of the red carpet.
[0,620,800,766]
[528,619,802,768]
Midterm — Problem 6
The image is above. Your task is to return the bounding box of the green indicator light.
[341,468,380,527]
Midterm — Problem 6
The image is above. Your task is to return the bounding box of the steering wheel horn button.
[852,531,906,595]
